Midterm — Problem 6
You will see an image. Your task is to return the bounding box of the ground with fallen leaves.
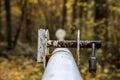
[0,55,119,80]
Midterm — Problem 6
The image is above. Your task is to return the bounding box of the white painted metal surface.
[42,48,83,80]
[77,30,80,65]
[37,29,46,62]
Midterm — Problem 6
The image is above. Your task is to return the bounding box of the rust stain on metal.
[47,40,101,48]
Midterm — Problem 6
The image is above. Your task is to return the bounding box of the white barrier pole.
[42,48,83,80]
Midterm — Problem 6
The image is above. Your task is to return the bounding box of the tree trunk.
[61,0,67,28]
[25,2,33,42]
[13,0,27,48]
[78,0,84,30]
[0,0,2,40]
[94,0,109,49]
[4,0,12,49]
[87,0,95,38]
[72,0,77,23]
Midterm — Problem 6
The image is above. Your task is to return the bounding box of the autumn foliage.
[0,0,120,80]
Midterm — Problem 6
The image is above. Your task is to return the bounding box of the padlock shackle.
[91,43,95,57]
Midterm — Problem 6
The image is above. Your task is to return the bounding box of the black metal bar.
[47,40,101,48]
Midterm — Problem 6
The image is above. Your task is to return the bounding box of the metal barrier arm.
[48,40,101,48]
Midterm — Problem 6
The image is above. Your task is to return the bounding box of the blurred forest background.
[0,0,120,80]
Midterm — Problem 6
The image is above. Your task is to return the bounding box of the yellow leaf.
[29,0,38,3]
[83,2,87,7]
[12,6,21,14]
[77,2,82,6]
